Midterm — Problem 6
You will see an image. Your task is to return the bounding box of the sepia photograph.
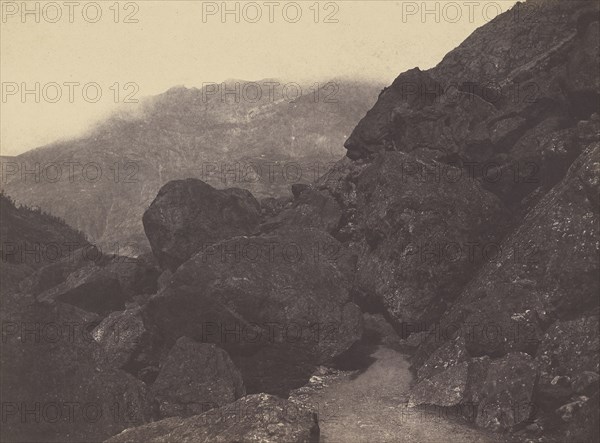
[0,0,598,442]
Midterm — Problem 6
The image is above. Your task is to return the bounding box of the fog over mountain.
[1,1,598,442]
[1,79,383,255]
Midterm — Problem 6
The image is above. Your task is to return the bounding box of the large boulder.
[411,143,599,436]
[106,393,319,443]
[150,337,245,419]
[350,151,506,325]
[415,142,599,366]
[142,179,261,271]
[142,227,362,395]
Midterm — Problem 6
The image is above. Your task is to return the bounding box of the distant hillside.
[0,192,89,291]
[1,79,384,255]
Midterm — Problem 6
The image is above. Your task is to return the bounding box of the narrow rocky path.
[292,346,505,443]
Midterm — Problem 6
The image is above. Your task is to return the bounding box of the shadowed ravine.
[294,346,502,443]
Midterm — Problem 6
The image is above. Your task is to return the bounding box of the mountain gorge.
[1,1,598,442]
[1,79,383,255]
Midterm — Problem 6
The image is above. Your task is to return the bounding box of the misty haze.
[1,1,599,443]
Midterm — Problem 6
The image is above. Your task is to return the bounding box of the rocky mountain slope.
[1,1,598,442]
[315,0,599,440]
[0,192,89,291]
[0,80,382,256]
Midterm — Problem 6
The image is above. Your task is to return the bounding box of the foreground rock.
[142,179,261,271]
[410,143,599,437]
[319,151,506,325]
[1,300,151,442]
[150,337,245,418]
[106,393,319,443]
[143,227,362,395]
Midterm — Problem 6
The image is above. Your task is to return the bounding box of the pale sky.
[1,0,518,156]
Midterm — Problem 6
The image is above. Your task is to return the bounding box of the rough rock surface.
[1,300,151,442]
[142,179,261,271]
[261,187,342,235]
[150,337,245,419]
[410,362,469,408]
[92,306,155,379]
[415,142,599,362]
[345,0,599,213]
[535,316,600,412]
[345,151,506,325]
[410,142,599,437]
[335,2,600,440]
[475,353,538,432]
[106,393,320,443]
[143,227,362,395]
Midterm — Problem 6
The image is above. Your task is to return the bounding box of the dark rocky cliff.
[1,1,597,442]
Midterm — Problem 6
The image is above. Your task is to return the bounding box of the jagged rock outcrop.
[143,179,261,271]
[333,2,599,440]
[142,226,362,395]
[2,2,597,442]
[345,1,599,212]
[311,150,508,325]
[106,393,320,443]
[150,337,245,419]
[410,142,599,437]
[344,68,443,160]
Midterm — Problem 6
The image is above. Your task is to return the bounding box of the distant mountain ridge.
[1,79,384,255]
